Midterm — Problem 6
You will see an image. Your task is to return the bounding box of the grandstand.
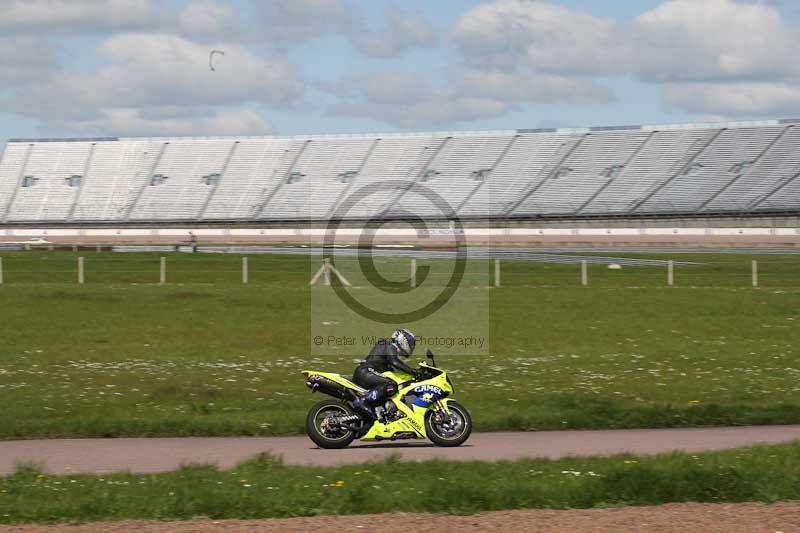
[1,119,799,226]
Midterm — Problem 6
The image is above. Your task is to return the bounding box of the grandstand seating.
[1,119,799,224]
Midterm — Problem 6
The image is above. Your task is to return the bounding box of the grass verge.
[0,251,799,438]
[2,441,800,523]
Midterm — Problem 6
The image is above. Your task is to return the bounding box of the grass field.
[2,441,800,523]
[0,250,799,438]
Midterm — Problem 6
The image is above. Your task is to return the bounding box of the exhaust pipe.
[306,375,356,400]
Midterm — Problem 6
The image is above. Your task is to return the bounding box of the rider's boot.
[353,395,377,421]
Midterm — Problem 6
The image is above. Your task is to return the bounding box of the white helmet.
[391,328,416,357]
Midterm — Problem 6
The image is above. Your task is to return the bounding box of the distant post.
[494,258,501,288]
[72,244,78,253]
[411,258,417,288]
[752,260,759,288]
[160,257,166,285]
[310,259,350,287]
[0,257,4,284]
[668,260,674,286]
[242,256,249,284]
[78,257,84,284]
[581,260,588,286]
[96,244,101,253]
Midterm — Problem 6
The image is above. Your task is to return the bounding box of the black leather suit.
[353,339,416,405]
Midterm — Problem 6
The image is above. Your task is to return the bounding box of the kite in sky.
[209,50,225,71]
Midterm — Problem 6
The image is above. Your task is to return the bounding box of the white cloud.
[2,34,301,136]
[445,0,800,119]
[324,66,614,128]
[251,0,438,57]
[252,0,357,43]
[0,37,59,86]
[453,0,628,75]
[631,0,800,117]
[0,0,169,33]
[56,108,272,137]
[7,34,302,117]
[663,82,800,116]
[456,67,614,105]
[6,0,800,137]
[326,71,513,128]
[322,1,618,128]
[351,6,438,58]
[633,0,800,82]
[178,0,242,39]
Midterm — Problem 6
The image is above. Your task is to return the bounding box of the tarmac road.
[2,425,799,475]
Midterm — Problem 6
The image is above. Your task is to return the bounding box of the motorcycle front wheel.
[305,399,358,449]
[425,401,472,447]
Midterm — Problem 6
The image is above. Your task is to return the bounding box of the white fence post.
[0,257,3,284]
[160,257,166,285]
[310,259,350,287]
[78,257,84,284]
[494,258,501,288]
[668,260,674,286]
[581,260,588,286]
[242,256,249,284]
[411,258,417,288]
[752,260,759,288]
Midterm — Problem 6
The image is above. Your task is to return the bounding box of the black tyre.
[305,399,357,449]
[425,401,472,447]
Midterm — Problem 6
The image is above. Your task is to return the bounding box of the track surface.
[2,425,799,475]
[166,245,700,266]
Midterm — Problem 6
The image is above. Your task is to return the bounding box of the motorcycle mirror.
[426,349,436,367]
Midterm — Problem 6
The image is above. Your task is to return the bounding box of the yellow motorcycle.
[302,350,472,449]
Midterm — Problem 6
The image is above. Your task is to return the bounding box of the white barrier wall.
[1,227,798,239]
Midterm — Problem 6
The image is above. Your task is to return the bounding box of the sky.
[3,0,800,146]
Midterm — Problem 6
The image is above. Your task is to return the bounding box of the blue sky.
[2,0,800,145]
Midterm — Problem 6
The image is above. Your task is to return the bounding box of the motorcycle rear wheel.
[425,401,472,447]
[306,399,358,449]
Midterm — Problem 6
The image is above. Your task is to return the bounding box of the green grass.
[0,250,799,438]
[2,441,800,523]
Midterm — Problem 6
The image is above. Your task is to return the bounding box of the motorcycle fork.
[433,401,452,424]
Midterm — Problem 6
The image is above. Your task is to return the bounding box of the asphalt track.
[2,425,799,475]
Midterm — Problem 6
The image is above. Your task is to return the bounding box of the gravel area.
[2,503,799,532]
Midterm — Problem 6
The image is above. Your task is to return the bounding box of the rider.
[352,328,419,420]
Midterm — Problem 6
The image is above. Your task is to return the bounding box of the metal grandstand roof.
[5,118,800,144]
[6,137,119,143]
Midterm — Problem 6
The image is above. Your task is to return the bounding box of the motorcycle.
[301,350,472,449]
